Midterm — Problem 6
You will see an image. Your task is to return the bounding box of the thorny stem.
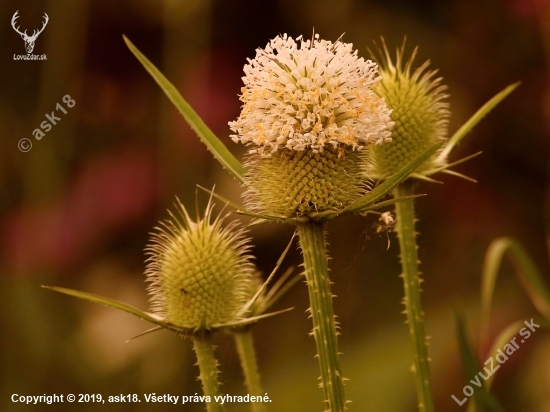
[192,332,226,412]
[233,329,266,412]
[394,180,434,412]
[297,222,347,412]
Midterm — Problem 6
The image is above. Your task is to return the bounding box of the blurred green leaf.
[483,320,525,390]
[341,142,443,214]
[455,314,504,412]
[123,36,246,182]
[480,237,550,346]
[438,83,519,161]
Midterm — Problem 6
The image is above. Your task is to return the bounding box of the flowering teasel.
[371,41,450,179]
[230,33,394,218]
[145,198,256,331]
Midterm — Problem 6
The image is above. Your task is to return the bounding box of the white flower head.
[229,33,394,156]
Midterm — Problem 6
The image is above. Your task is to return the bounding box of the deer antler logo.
[11,11,49,54]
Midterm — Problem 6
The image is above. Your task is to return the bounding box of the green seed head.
[145,199,255,330]
[372,42,449,178]
[244,146,372,217]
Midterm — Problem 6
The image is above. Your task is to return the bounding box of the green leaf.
[438,83,519,161]
[341,142,442,214]
[483,320,526,390]
[123,36,246,183]
[42,286,191,333]
[480,238,550,346]
[455,314,504,412]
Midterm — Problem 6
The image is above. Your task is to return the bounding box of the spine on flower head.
[145,198,256,330]
[230,33,394,217]
[371,41,450,179]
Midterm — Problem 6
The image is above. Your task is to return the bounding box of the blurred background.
[1,0,549,410]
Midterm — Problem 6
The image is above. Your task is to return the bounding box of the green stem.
[394,180,434,412]
[297,222,346,412]
[192,332,226,412]
[233,329,266,412]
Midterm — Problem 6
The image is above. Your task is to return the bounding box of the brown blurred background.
[1,0,549,411]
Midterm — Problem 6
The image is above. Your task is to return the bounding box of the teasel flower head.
[230,33,394,217]
[371,40,450,179]
[145,199,256,331]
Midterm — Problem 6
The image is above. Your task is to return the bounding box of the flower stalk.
[393,180,434,412]
[297,221,346,412]
[233,329,266,412]
[193,332,226,412]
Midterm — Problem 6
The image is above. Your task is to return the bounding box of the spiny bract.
[372,41,449,178]
[145,199,255,330]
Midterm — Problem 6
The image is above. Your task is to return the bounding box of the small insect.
[373,211,395,249]
[377,211,394,229]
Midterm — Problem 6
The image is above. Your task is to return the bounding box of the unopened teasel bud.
[372,43,449,178]
[145,200,255,330]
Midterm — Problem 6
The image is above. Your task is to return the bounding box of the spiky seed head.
[145,199,255,330]
[230,33,394,217]
[371,41,450,178]
[243,146,372,217]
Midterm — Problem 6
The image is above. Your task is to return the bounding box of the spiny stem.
[192,332,226,412]
[233,329,266,412]
[394,180,434,412]
[297,222,347,412]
